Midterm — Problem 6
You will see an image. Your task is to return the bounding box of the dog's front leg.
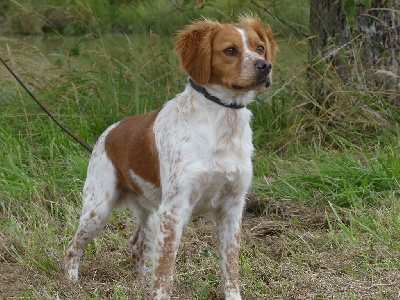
[216,197,246,300]
[149,202,192,300]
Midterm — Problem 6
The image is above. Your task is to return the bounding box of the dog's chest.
[204,126,250,178]
[176,104,253,176]
[154,100,253,212]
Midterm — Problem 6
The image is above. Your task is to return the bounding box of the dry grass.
[1,195,399,299]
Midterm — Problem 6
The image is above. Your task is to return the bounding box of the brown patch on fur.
[105,107,163,194]
[175,20,221,86]
[207,24,246,89]
[67,250,75,259]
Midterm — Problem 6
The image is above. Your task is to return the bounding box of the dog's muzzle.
[255,60,272,87]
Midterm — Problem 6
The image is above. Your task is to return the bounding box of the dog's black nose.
[255,60,272,74]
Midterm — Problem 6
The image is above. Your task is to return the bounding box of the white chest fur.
[153,85,254,215]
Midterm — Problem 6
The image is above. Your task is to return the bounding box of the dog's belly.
[192,181,227,217]
[118,161,250,218]
[191,166,251,217]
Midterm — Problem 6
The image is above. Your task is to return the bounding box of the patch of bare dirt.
[245,193,328,230]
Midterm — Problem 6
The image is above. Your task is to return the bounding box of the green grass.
[1,2,400,299]
[253,140,400,207]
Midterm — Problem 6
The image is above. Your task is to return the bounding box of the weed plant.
[1,1,400,298]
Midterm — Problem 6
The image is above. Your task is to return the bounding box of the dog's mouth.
[231,77,271,91]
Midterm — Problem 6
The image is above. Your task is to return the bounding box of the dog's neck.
[204,84,255,108]
[188,79,256,109]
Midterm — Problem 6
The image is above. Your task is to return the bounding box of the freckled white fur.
[149,84,252,299]
[154,83,253,193]
[84,123,119,211]
[65,123,120,281]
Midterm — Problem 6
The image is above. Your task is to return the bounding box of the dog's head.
[175,16,277,92]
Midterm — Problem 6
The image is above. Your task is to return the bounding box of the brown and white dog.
[65,17,276,299]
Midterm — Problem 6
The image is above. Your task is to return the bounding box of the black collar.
[188,78,245,109]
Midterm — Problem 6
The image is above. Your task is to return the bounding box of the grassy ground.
[1,3,400,300]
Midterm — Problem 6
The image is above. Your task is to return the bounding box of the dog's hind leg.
[118,192,150,275]
[129,221,147,275]
[65,130,120,281]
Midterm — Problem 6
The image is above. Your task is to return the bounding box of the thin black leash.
[0,56,93,153]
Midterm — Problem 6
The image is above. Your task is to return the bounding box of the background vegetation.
[1,0,399,299]
[0,0,308,35]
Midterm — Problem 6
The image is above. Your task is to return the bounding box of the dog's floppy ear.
[239,17,277,64]
[175,20,219,87]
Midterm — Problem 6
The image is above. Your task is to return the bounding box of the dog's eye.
[223,47,238,56]
[257,45,265,54]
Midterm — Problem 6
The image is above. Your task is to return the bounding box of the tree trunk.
[309,0,399,105]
